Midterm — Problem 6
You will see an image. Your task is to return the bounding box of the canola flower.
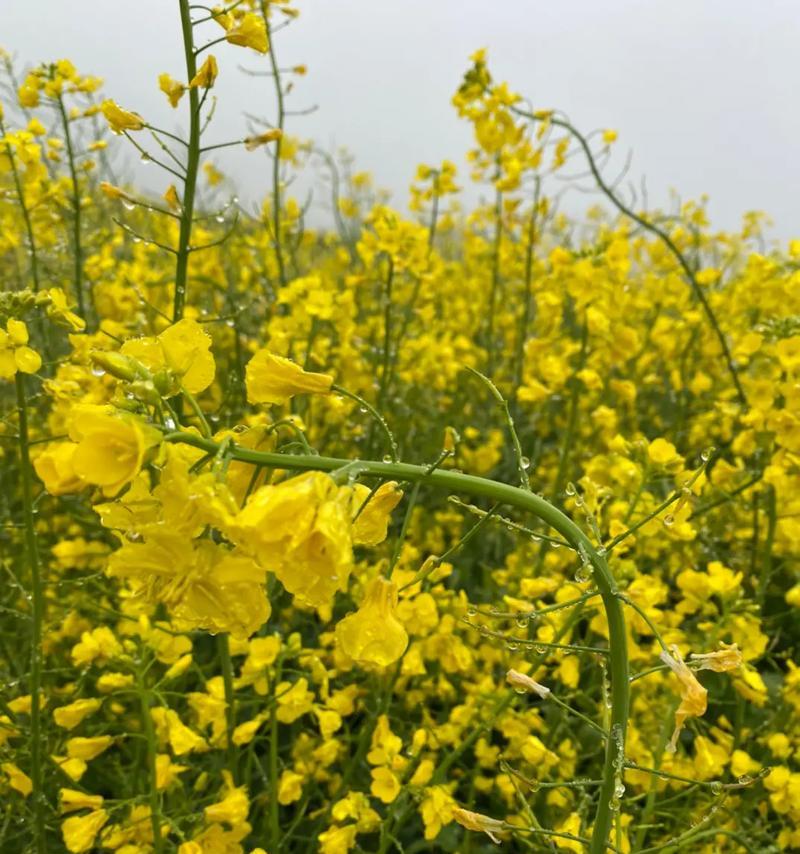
[0,5,797,854]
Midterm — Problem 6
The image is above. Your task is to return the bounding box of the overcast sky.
[2,1,798,242]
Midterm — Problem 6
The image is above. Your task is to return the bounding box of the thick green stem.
[15,374,46,854]
[164,431,629,853]
[174,0,201,321]
[217,633,238,782]
[138,681,164,854]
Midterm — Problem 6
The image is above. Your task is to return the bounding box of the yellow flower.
[190,54,218,88]
[278,769,304,805]
[53,699,103,731]
[121,317,216,394]
[45,288,85,331]
[66,736,114,761]
[244,128,283,150]
[204,772,250,826]
[452,807,505,843]
[246,349,332,405]
[59,789,104,814]
[18,72,41,107]
[2,762,32,796]
[101,99,145,133]
[602,129,618,144]
[370,766,401,803]
[61,809,108,853]
[107,533,270,639]
[155,754,188,790]
[163,184,181,211]
[33,442,83,496]
[70,627,122,666]
[336,577,409,668]
[660,644,708,751]
[351,481,403,546]
[233,472,353,607]
[224,13,269,53]
[158,72,186,107]
[318,825,358,854]
[647,437,680,466]
[0,319,41,379]
[67,405,160,496]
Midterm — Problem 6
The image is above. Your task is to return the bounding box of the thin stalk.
[1,119,41,291]
[174,0,202,321]
[268,657,283,851]
[15,374,46,854]
[163,430,630,854]
[56,94,85,320]
[377,255,395,408]
[486,177,503,375]
[513,179,541,394]
[260,3,288,287]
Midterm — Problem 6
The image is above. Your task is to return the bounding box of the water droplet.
[506,641,519,651]
[574,564,592,583]
[520,456,530,470]
[737,775,753,786]
[466,606,477,617]
[515,613,530,629]
[663,514,674,527]
[565,482,576,496]
[358,405,368,414]
[701,446,715,462]
[709,780,723,795]
[140,153,151,165]
[382,454,392,463]
[122,200,136,211]
[533,644,547,654]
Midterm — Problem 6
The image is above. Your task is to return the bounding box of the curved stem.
[163,430,629,854]
[511,103,746,406]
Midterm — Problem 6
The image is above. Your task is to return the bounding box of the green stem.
[269,657,283,851]
[56,95,86,322]
[486,178,503,375]
[138,679,164,854]
[261,4,287,288]
[15,374,46,854]
[174,0,201,321]
[163,431,629,854]
[1,120,41,292]
[217,633,238,782]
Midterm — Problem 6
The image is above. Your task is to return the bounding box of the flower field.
[1,3,799,853]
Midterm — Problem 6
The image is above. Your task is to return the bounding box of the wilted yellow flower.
[660,644,708,751]
[246,349,332,405]
[690,642,743,672]
[0,319,41,379]
[158,72,186,107]
[101,99,144,133]
[452,807,506,843]
[506,668,551,699]
[190,54,218,88]
[61,809,108,853]
[336,577,409,668]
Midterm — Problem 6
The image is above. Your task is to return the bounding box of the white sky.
[2,0,798,242]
